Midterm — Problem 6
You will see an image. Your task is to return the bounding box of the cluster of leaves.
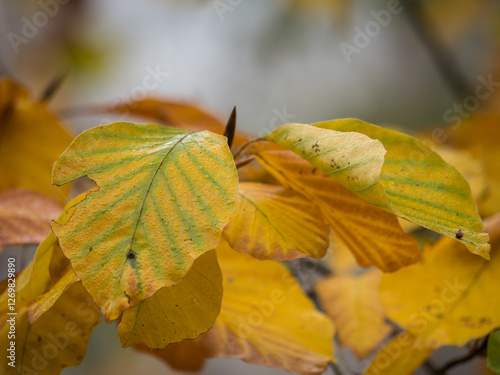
[1,77,500,375]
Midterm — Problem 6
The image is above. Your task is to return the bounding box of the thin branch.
[40,72,68,102]
[403,0,474,100]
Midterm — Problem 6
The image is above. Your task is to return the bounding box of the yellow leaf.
[379,214,500,349]
[223,182,330,260]
[1,281,100,375]
[0,78,72,203]
[51,122,238,321]
[311,119,490,259]
[118,250,222,349]
[363,333,433,375]
[134,340,206,372]
[0,188,62,246]
[315,270,392,359]
[199,241,334,375]
[251,146,420,272]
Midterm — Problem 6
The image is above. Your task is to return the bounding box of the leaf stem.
[232,138,264,160]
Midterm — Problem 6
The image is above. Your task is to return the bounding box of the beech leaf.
[51,122,238,321]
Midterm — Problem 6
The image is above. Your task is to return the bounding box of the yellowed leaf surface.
[251,146,420,272]
[0,224,98,374]
[363,333,433,375]
[0,188,62,246]
[311,119,489,259]
[198,241,334,375]
[52,122,238,321]
[315,270,392,359]
[379,214,500,349]
[0,78,72,203]
[223,182,330,260]
[118,250,222,349]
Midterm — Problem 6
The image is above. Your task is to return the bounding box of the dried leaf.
[0,189,62,246]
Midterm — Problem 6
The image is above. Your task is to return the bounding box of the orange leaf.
[251,146,420,272]
[0,189,62,246]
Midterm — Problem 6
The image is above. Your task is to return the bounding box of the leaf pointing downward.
[52,122,238,322]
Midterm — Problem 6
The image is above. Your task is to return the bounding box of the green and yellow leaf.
[51,122,238,321]
[311,119,489,259]
[488,330,500,374]
[118,250,222,349]
[223,182,330,260]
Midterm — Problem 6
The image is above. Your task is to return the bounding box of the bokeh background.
[1,0,499,374]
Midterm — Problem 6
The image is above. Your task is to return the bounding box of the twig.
[403,0,474,100]
[40,72,68,102]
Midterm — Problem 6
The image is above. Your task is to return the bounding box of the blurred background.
[1,0,499,374]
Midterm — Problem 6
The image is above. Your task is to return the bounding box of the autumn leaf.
[118,250,222,349]
[310,119,490,259]
[0,78,72,203]
[379,214,500,349]
[250,145,420,271]
[101,97,251,147]
[223,182,330,260]
[134,340,206,372]
[197,240,334,375]
[0,230,97,375]
[363,333,433,375]
[51,122,238,321]
[0,188,62,246]
[315,269,392,359]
